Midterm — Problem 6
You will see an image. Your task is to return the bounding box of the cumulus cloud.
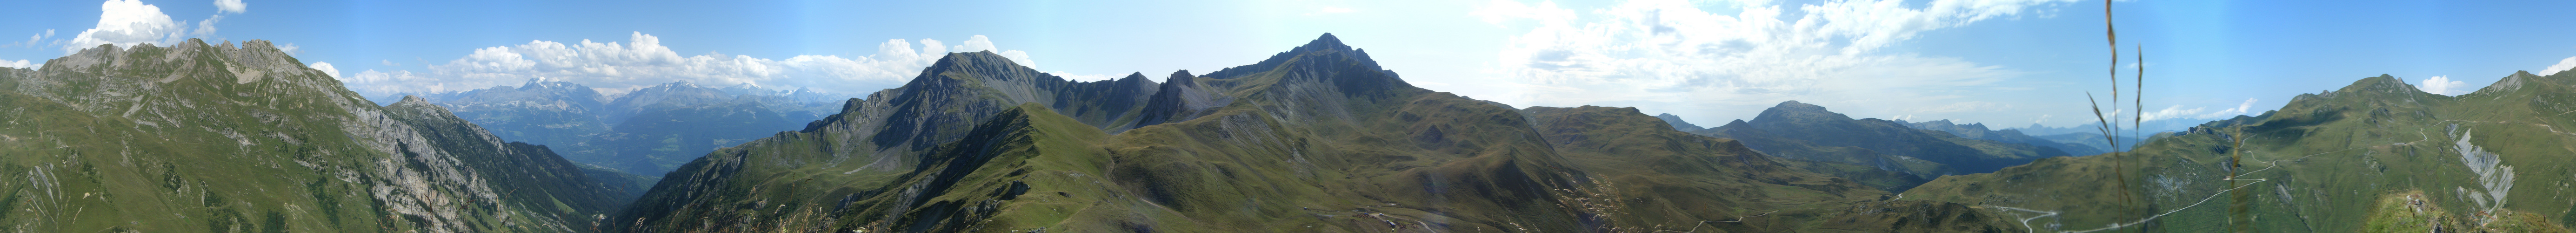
[63,0,230,55]
[1476,0,2073,123]
[2418,75,2467,96]
[2136,105,2198,122]
[308,62,339,78]
[2545,55,2576,76]
[214,0,246,14]
[2134,98,2258,122]
[65,0,190,54]
[340,32,1034,97]
[1,60,36,69]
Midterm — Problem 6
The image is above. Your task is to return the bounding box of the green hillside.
[0,40,631,232]
[1903,74,2576,232]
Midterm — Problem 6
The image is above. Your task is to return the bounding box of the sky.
[8,0,2576,130]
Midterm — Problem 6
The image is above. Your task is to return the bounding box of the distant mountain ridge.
[1682,101,2071,192]
[1655,113,1708,131]
[424,79,851,176]
[1900,119,2109,156]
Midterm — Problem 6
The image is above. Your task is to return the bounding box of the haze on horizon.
[7,0,2576,130]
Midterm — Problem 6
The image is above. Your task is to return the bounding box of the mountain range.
[7,33,2573,232]
[606,34,2019,232]
[422,79,850,178]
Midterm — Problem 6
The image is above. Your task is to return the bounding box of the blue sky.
[8,0,2576,130]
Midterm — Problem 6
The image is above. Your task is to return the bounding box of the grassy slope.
[1904,74,2576,232]
[609,51,1167,232]
[0,40,627,232]
[1524,106,1887,232]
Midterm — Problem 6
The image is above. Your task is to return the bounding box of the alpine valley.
[418,76,849,181]
[1,33,2571,233]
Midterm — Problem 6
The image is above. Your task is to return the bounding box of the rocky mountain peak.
[1163,69,1198,85]
[2483,70,2536,94]
[2343,74,2420,93]
[397,95,433,105]
[1296,33,1354,54]
[1117,72,1148,82]
[47,39,322,83]
[1203,33,1382,79]
[1753,100,1850,123]
[924,51,1023,72]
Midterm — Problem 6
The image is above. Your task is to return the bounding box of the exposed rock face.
[2482,70,2536,94]
[0,40,627,232]
[1132,69,1231,129]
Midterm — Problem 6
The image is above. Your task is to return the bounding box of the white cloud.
[381,60,398,66]
[2418,75,2467,96]
[949,35,1034,66]
[343,69,461,97]
[193,14,222,38]
[308,62,340,78]
[275,42,300,55]
[36,29,55,44]
[2544,55,2576,76]
[340,32,1034,97]
[1,60,36,69]
[1477,0,2073,123]
[2197,98,2257,119]
[214,0,247,14]
[2136,105,2199,122]
[2135,98,2257,122]
[65,0,193,54]
[4,29,53,48]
